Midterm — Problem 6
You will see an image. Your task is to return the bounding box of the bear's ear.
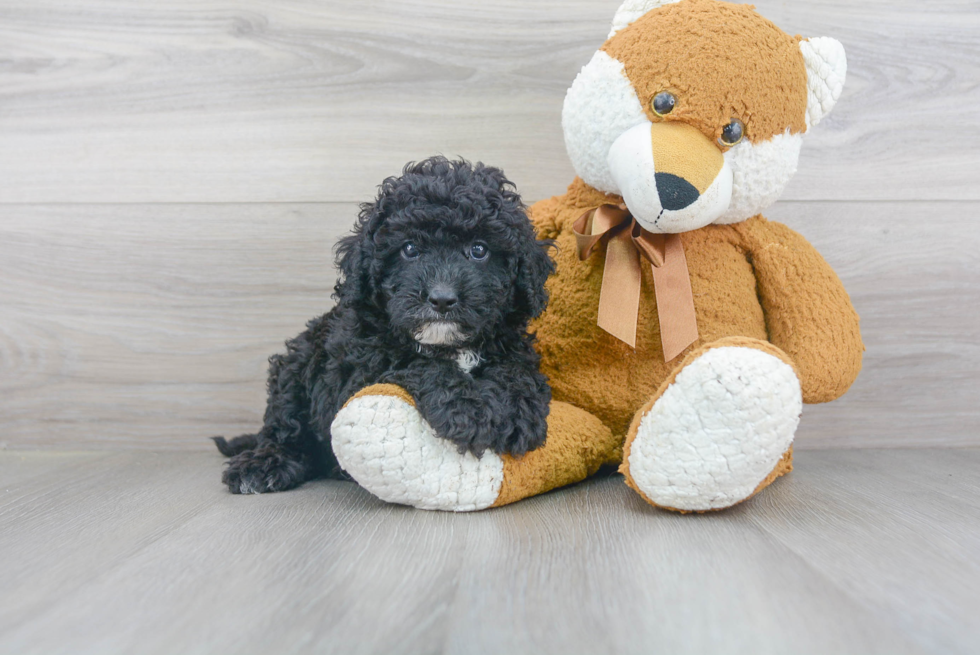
[608,0,682,38]
[800,37,848,129]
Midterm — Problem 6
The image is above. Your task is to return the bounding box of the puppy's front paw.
[418,395,547,458]
[331,385,504,511]
[222,445,307,494]
[498,414,548,457]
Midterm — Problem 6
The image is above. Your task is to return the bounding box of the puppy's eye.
[652,91,676,117]
[468,243,489,261]
[401,242,420,260]
[719,119,744,147]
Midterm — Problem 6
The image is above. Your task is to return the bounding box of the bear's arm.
[739,217,864,404]
[527,196,563,241]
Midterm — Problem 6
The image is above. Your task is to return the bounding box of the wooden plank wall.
[1,0,978,450]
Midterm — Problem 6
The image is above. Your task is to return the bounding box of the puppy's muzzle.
[426,284,458,315]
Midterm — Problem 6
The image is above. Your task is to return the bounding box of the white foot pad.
[627,346,801,511]
[331,394,503,512]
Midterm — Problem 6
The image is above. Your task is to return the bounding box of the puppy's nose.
[427,287,458,314]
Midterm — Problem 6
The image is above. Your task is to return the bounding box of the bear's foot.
[331,385,504,511]
[331,385,621,511]
[621,338,801,512]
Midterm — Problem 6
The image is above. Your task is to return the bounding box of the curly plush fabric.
[608,0,681,38]
[619,337,801,511]
[214,158,555,495]
[330,386,621,511]
[562,50,648,195]
[735,219,865,402]
[514,0,862,508]
[333,386,505,512]
[716,130,802,224]
[529,178,862,438]
[602,0,809,144]
[315,0,862,514]
[800,37,848,128]
[493,401,621,507]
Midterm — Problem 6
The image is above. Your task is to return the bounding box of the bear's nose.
[427,287,458,314]
[655,173,700,211]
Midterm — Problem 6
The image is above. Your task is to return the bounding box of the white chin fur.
[414,321,463,346]
[563,50,648,194]
[454,349,482,374]
[607,122,733,234]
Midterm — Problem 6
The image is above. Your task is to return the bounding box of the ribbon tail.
[597,228,642,348]
[651,234,699,361]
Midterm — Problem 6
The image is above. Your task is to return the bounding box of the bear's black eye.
[468,243,489,261]
[720,119,744,146]
[652,92,676,117]
[401,242,420,260]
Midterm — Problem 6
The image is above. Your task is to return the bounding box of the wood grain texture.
[1,449,978,654]
[0,203,352,448]
[2,201,978,449]
[766,201,980,449]
[0,0,978,203]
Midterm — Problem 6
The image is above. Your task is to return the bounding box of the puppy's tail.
[211,434,258,457]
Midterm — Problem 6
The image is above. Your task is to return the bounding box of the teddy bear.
[329,0,863,513]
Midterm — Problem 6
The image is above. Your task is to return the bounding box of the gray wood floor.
[1,448,978,655]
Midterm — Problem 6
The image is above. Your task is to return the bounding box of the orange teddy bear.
[331,0,863,512]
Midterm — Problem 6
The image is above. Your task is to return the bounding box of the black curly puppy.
[213,157,555,494]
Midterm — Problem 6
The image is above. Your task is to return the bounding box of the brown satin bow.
[573,204,698,361]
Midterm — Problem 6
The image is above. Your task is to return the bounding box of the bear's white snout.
[607,121,733,234]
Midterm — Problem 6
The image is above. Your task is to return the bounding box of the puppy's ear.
[475,162,557,321]
[334,201,385,307]
[513,231,556,321]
